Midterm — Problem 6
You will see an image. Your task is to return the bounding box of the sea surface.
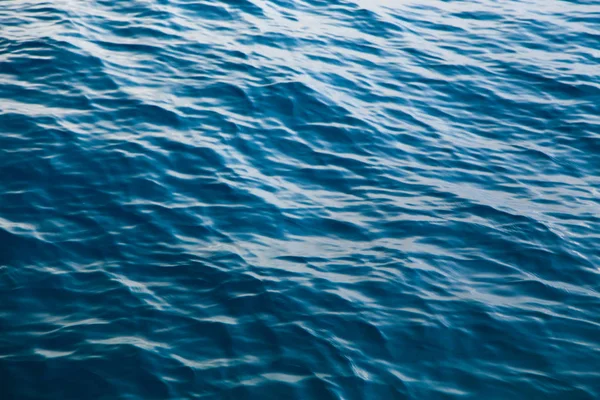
[1,0,599,399]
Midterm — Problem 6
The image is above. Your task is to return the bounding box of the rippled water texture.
[1,0,599,398]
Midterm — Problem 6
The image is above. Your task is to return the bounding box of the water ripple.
[1,0,600,399]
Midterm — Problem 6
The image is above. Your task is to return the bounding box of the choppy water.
[1,0,599,398]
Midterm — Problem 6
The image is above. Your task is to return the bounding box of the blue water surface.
[1,0,599,399]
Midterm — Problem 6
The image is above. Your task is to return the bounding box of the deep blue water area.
[1,0,599,399]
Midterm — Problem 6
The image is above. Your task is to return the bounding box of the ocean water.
[1,0,599,398]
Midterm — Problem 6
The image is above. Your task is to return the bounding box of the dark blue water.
[1,0,599,398]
